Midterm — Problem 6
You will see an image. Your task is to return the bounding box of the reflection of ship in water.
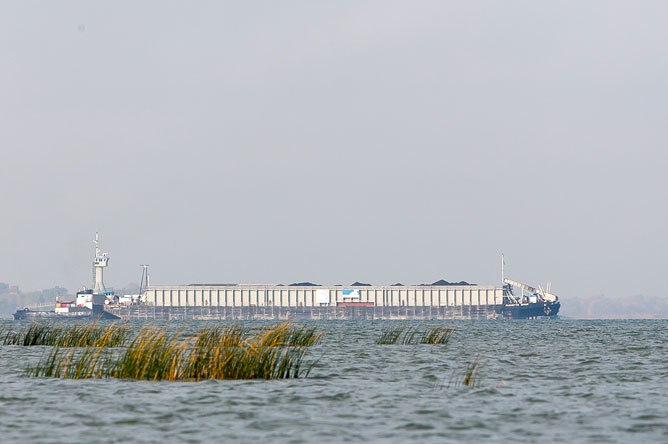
[13,234,119,320]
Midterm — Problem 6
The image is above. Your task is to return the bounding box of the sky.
[1,1,667,313]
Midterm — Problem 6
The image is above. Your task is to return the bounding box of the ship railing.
[20,302,56,310]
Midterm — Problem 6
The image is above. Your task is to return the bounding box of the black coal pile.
[422,279,475,286]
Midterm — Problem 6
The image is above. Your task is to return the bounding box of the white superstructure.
[93,232,109,294]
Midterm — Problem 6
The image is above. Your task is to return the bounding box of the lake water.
[0,319,666,443]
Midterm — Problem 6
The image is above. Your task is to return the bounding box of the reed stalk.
[376,326,454,345]
[376,327,405,345]
[461,357,481,388]
[419,327,453,345]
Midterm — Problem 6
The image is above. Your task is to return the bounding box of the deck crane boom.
[503,278,558,302]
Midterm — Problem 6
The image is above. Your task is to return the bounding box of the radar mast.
[93,232,109,294]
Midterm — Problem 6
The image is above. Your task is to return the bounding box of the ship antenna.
[93,232,98,287]
[139,264,150,296]
[501,253,505,283]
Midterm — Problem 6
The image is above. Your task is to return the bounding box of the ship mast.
[93,232,109,294]
[501,253,505,283]
[139,264,150,297]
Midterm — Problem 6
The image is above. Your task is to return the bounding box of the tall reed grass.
[445,357,482,389]
[376,326,453,345]
[376,327,405,345]
[2,322,130,347]
[461,357,481,387]
[441,357,483,389]
[28,323,322,381]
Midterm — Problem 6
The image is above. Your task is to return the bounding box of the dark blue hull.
[497,301,560,319]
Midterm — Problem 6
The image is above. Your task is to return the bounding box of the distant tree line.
[0,283,67,317]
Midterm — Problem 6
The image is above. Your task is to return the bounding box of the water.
[0,319,666,443]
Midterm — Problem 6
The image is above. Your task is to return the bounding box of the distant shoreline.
[560,314,667,320]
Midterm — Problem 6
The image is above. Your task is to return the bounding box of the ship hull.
[13,307,120,321]
[497,301,560,319]
[107,303,557,321]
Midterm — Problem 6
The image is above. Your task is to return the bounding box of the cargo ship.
[108,279,559,321]
[13,234,120,320]
[108,256,560,321]
[14,235,560,321]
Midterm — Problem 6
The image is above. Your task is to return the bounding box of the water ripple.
[1,319,667,443]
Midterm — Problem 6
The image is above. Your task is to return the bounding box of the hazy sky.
[1,1,667,308]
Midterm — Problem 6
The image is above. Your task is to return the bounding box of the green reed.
[441,356,483,390]
[376,326,454,345]
[376,327,405,344]
[460,357,481,388]
[3,322,130,347]
[255,322,324,348]
[420,327,453,345]
[28,323,321,381]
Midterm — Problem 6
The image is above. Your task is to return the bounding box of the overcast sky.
[1,1,667,309]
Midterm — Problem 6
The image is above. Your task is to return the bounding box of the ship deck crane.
[501,254,558,303]
[503,278,558,303]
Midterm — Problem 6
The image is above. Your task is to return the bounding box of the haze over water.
[2,2,668,315]
[1,319,666,443]
[2,2,668,441]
